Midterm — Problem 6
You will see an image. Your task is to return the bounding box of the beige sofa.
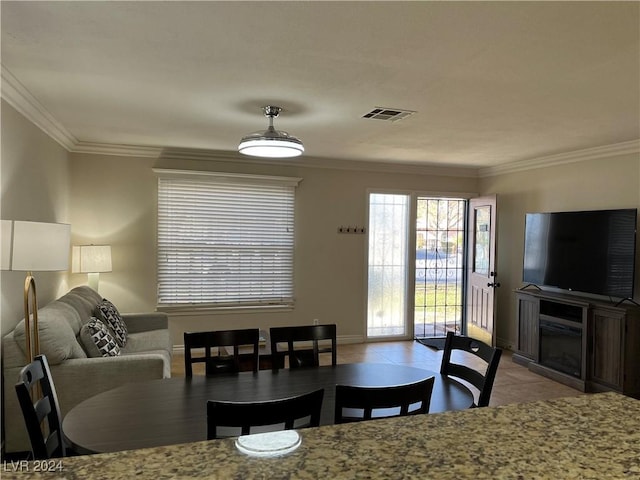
[2,286,172,454]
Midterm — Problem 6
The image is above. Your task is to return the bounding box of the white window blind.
[156,171,300,308]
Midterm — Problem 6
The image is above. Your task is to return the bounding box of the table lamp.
[1,220,71,362]
[72,245,112,291]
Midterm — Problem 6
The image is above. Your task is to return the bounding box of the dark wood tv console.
[513,288,640,398]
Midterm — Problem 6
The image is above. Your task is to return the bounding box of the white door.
[465,195,499,346]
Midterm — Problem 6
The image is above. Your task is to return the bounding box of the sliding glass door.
[366,193,467,340]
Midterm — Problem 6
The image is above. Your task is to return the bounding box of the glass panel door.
[367,193,409,338]
[414,198,466,339]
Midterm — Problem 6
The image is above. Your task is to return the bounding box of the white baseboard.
[338,335,364,345]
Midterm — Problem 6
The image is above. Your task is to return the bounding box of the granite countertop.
[3,392,639,479]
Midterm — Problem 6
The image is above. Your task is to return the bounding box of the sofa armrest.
[121,312,168,333]
[51,354,169,416]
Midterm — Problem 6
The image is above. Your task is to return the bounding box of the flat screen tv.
[523,208,637,299]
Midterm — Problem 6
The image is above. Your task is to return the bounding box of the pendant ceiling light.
[238,106,304,158]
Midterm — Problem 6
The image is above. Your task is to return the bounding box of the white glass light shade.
[72,245,112,273]
[7,221,71,272]
[238,138,304,158]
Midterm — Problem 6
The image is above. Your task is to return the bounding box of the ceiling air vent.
[362,107,416,122]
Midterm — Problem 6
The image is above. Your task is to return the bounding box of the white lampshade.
[72,245,112,273]
[2,220,71,272]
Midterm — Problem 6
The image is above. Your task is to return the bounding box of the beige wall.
[68,153,158,316]
[69,153,478,347]
[1,101,71,335]
[480,152,640,348]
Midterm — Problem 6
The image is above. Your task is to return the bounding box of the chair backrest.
[207,388,325,439]
[15,354,66,459]
[184,328,260,377]
[440,331,502,407]
[334,377,435,424]
[269,324,337,370]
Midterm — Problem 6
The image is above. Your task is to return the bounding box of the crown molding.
[478,139,640,178]
[158,147,480,178]
[71,141,162,158]
[302,154,480,178]
[1,64,77,150]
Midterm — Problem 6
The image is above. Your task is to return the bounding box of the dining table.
[62,362,474,454]
[5,392,640,479]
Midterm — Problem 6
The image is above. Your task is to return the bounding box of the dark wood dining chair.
[334,377,435,424]
[440,331,502,408]
[15,354,66,459]
[184,328,260,377]
[269,324,337,370]
[206,388,325,439]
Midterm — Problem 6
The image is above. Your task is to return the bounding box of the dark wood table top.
[63,363,474,454]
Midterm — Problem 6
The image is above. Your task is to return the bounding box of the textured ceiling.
[1,1,639,169]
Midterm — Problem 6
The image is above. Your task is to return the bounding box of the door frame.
[364,189,481,343]
[413,195,469,340]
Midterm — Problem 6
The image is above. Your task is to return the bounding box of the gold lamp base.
[23,272,40,363]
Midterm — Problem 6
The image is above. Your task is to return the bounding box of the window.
[156,170,301,309]
[367,193,410,337]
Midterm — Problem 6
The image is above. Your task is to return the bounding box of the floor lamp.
[1,220,71,363]
[72,245,112,292]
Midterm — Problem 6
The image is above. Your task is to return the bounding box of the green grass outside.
[414,283,463,333]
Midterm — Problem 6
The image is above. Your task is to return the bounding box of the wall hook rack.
[337,226,366,234]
